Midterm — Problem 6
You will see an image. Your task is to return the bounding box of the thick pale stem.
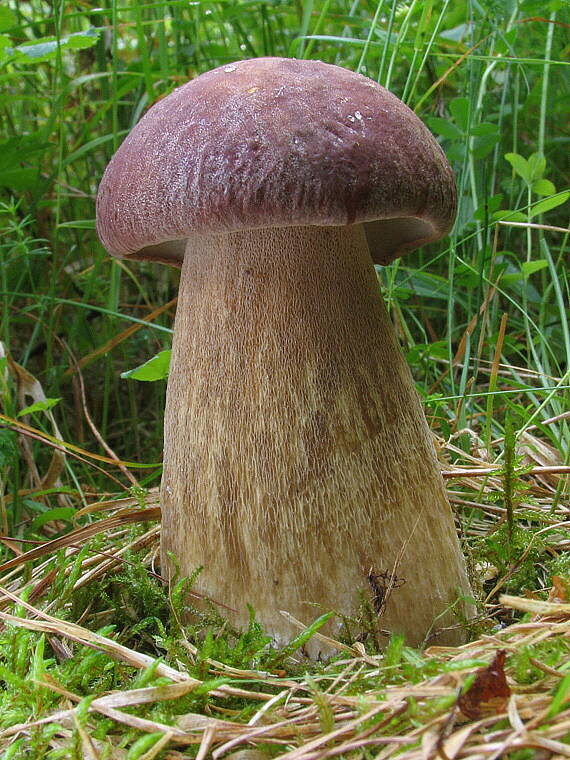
[161,225,471,651]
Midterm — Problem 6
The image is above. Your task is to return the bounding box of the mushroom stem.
[161,224,470,650]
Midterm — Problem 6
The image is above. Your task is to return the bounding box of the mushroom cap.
[96,57,456,266]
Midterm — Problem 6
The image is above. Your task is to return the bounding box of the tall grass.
[0,0,568,753]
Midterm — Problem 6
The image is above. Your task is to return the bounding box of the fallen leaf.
[458,650,511,720]
[549,576,567,603]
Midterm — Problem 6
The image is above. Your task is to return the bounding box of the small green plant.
[121,350,171,382]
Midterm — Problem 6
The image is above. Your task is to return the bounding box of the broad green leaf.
[471,123,498,137]
[472,134,500,159]
[492,210,527,223]
[0,168,38,191]
[455,263,482,288]
[14,28,99,63]
[17,398,61,417]
[532,179,556,196]
[390,286,412,301]
[494,27,517,55]
[473,194,503,221]
[449,97,470,132]
[530,191,570,218]
[522,260,548,278]
[121,350,171,382]
[428,341,449,359]
[527,152,546,182]
[448,144,466,163]
[0,8,16,32]
[406,340,449,365]
[439,23,471,42]
[426,117,463,141]
[31,507,75,532]
[505,152,531,184]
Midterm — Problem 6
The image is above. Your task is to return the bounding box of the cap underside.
[118,216,438,268]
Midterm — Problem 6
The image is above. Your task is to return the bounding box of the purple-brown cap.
[96,57,456,266]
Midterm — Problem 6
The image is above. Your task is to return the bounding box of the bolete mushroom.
[96,57,472,652]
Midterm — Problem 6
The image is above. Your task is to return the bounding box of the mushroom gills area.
[160,224,471,650]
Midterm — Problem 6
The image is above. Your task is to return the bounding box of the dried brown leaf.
[458,650,511,720]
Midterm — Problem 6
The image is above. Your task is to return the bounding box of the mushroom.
[96,57,472,652]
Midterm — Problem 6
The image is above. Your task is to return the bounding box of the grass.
[0,0,569,756]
